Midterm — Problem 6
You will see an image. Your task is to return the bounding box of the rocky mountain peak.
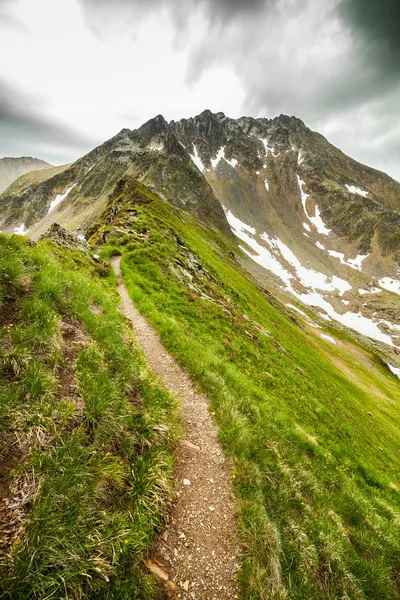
[136,114,169,143]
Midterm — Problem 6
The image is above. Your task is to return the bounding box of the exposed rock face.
[169,111,400,349]
[167,110,400,278]
[0,115,232,239]
[40,223,91,256]
[169,110,400,254]
[0,157,52,193]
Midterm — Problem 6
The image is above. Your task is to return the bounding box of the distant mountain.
[0,156,53,193]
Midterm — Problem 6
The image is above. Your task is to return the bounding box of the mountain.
[2,110,400,352]
[0,156,53,194]
[1,111,400,599]
[0,116,231,239]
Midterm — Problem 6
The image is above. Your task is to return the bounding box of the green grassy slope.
[90,179,400,599]
[0,233,178,599]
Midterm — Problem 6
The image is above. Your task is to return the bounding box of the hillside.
[0,230,178,599]
[0,157,53,194]
[1,111,400,598]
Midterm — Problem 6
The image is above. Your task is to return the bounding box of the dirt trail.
[112,257,240,599]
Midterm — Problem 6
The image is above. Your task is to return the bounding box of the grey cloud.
[78,0,272,33]
[0,0,24,29]
[0,81,95,164]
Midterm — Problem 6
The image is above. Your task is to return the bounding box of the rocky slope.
[169,110,400,351]
[0,156,52,194]
[0,116,231,240]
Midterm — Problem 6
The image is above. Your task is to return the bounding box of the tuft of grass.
[0,233,178,599]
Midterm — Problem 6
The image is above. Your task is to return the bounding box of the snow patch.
[224,210,255,236]
[14,223,27,235]
[210,146,238,169]
[259,138,278,157]
[86,164,95,174]
[49,184,77,214]
[211,147,225,169]
[292,290,394,346]
[149,140,164,151]
[224,210,293,284]
[303,223,311,232]
[378,277,400,296]
[315,241,324,250]
[189,145,205,173]
[286,304,307,318]
[264,179,269,191]
[388,364,400,380]
[327,249,368,272]
[224,207,396,347]
[297,175,330,235]
[357,288,381,296]
[320,333,336,344]
[264,234,351,296]
[345,184,368,197]
[347,254,368,271]
[226,207,351,296]
[310,205,331,236]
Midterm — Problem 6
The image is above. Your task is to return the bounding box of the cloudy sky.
[1,0,399,180]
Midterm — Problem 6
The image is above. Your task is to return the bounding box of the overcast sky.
[0,0,399,180]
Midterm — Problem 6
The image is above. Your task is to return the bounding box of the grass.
[0,233,179,599]
[95,182,400,599]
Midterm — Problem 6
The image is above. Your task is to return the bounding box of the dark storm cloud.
[317,0,400,114]
[340,0,400,70]
[0,81,94,164]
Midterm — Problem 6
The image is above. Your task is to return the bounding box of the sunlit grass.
[113,190,400,599]
[0,233,178,599]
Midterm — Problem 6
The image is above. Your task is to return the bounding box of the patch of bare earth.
[56,316,88,423]
[111,257,241,599]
